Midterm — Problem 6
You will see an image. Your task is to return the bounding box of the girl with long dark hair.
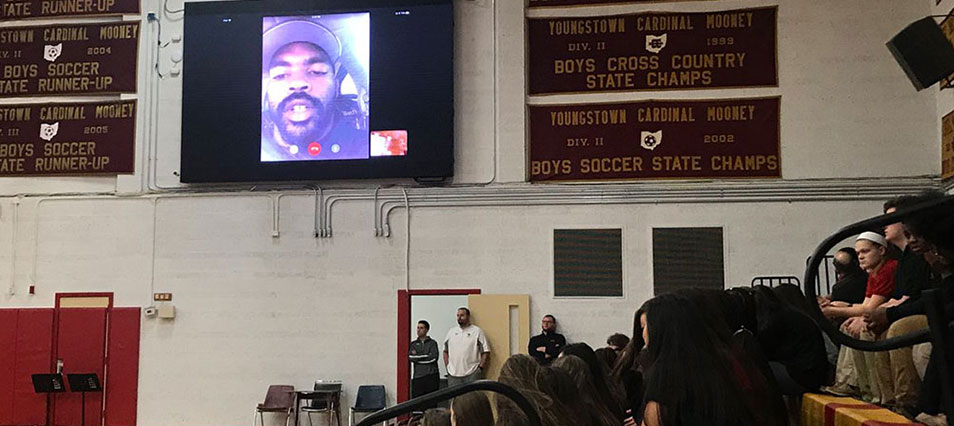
[559,342,625,419]
[551,355,621,426]
[638,293,784,426]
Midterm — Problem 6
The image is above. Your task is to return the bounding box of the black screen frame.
[180,0,454,183]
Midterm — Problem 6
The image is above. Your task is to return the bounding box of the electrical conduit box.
[158,304,176,319]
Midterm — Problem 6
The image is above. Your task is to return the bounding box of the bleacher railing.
[806,254,835,296]
[750,275,801,288]
[354,380,541,426]
[803,194,954,421]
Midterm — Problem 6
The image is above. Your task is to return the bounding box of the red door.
[54,308,107,426]
[0,304,139,426]
[0,308,55,426]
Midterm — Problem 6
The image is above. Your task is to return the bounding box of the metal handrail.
[354,380,541,426]
[750,275,801,288]
[802,194,953,351]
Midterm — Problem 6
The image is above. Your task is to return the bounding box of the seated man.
[824,247,868,307]
[822,232,897,403]
[817,247,868,365]
[869,194,954,425]
[860,194,943,417]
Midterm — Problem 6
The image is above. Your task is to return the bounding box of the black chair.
[300,381,342,426]
[349,385,386,426]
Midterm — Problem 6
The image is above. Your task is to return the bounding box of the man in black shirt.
[409,320,440,399]
[863,195,942,415]
[829,247,868,305]
[528,314,565,365]
[866,192,947,329]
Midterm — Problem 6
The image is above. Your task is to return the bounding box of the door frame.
[52,292,114,375]
[52,292,113,426]
[396,289,480,403]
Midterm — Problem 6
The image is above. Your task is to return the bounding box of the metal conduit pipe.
[140,18,156,193]
[30,196,154,288]
[313,187,322,238]
[374,181,939,238]
[0,174,936,202]
[803,195,954,351]
[152,193,277,235]
[320,191,375,238]
[380,199,577,238]
[28,193,277,289]
[373,186,382,236]
[271,194,288,238]
[8,198,19,295]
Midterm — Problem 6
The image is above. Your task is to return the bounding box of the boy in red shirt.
[822,232,897,403]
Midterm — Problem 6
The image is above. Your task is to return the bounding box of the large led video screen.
[181,0,452,183]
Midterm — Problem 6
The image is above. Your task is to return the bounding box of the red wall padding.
[0,309,18,425]
[54,309,106,426]
[105,308,140,426]
[12,309,54,426]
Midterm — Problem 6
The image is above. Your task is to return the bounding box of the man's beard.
[267,92,330,146]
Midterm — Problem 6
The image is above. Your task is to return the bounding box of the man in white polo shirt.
[443,307,490,386]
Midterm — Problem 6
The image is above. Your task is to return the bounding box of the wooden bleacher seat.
[801,393,917,426]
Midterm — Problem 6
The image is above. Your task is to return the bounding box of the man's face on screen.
[265,42,337,145]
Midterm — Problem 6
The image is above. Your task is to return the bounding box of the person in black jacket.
[409,320,440,399]
[528,314,565,365]
[855,195,943,415]
[882,195,954,424]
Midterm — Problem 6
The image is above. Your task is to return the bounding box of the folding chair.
[254,384,295,426]
[349,385,386,426]
[301,381,342,426]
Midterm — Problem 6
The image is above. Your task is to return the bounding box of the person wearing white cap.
[822,231,899,402]
[822,232,897,322]
[260,18,368,162]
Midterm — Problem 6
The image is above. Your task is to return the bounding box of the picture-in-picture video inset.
[261,13,370,162]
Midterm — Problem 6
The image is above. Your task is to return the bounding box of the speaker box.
[887,17,954,91]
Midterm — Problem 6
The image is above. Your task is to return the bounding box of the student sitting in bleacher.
[854,193,944,418]
[822,232,897,403]
[895,197,954,426]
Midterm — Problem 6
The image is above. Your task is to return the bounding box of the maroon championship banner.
[528,97,780,182]
[527,7,777,95]
[529,0,717,8]
[943,110,954,181]
[0,22,139,96]
[0,100,136,175]
[0,0,139,20]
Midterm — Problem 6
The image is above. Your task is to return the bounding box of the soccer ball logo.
[645,34,667,54]
[40,122,59,141]
[640,130,663,151]
[43,43,62,62]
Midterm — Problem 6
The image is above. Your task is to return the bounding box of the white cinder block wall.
[0,0,946,425]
